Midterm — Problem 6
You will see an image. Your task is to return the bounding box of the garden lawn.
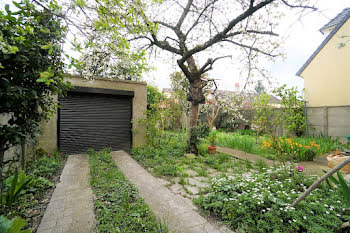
[88,149,167,233]
[131,131,258,180]
[214,131,346,161]
[194,165,350,233]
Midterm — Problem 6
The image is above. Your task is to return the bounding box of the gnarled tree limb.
[291,157,350,207]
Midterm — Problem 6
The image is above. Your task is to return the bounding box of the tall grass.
[213,131,344,160]
[212,131,276,160]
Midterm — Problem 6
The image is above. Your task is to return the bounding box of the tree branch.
[176,0,193,29]
[178,0,274,65]
[291,157,350,207]
[150,34,182,55]
[199,55,232,74]
[281,0,317,11]
[185,0,219,37]
[223,39,278,57]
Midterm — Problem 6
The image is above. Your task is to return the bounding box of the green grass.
[131,132,253,179]
[88,149,168,233]
[213,131,276,160]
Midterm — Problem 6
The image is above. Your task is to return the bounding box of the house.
[296,8,350,139]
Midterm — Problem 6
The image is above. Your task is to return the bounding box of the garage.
[58,87,133,154]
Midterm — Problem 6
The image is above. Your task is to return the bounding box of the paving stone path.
[37,154,95,233]
[112,151,232,233]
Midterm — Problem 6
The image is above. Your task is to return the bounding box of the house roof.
[320,8,350,34]
[296,8,350,77]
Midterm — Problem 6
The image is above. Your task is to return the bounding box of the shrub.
[208,134,217,146]
[195,124,211,139]
[195,166,349,233]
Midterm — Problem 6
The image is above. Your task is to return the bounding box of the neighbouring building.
[296,8,350,139]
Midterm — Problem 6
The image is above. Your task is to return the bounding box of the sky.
[1,0,348,93]
[144,1,350,93]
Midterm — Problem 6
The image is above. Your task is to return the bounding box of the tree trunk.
[189,102,199,127]
[180,55,206,155]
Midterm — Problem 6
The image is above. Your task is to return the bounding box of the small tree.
[254,80,266,94]
[144,86,183,147]
[273,85,305,136]
[252,93,280,136]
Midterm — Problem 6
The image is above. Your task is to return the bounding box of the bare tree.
[138,0,316,153]
[32,0,316,153]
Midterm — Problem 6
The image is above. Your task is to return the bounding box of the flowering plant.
[261,137,319,161]
[195,165,347,232]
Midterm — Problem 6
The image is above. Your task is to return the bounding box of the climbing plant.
[0,0,70,185]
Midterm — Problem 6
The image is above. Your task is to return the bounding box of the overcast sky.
[145,1,350,93]
[1,0,348,93]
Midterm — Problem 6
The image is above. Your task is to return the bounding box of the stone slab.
[37,154,96,233]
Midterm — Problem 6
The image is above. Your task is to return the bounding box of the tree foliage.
[252,85,305,137]
[52,0,156,80]
[254,80,266,94]
[273,85,305,136]
[0,0,70,152]
[143,86,183,147]
[252,93,280,136]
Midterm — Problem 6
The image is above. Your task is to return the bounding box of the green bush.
[195,124,211,139]
[300,149,317,161]
[88,149,167,232]
[195,166,349,233]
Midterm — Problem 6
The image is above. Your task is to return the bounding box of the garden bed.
[1,151,67,232]
[88,149,167,232]
[214,131,347,161]
[194,165,350,233]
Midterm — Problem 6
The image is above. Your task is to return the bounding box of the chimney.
[234,82,240,92]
